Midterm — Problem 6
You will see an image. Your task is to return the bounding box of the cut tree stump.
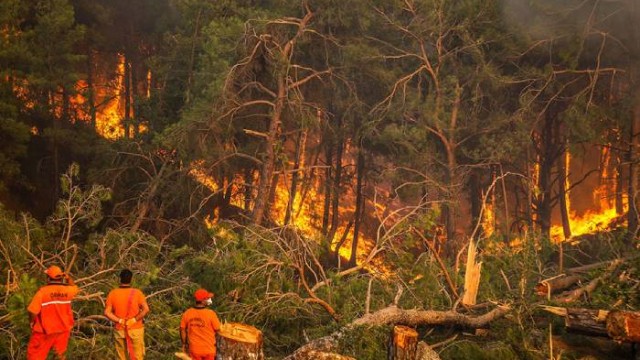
[606,310,640,342]
[389,325,418,360]
[217,322,264,360]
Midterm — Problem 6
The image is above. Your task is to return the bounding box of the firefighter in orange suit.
[104,269,149,360]
[26,265,80,360]
[180,289,222,360]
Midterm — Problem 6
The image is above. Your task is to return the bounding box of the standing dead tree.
[211,1,332,227]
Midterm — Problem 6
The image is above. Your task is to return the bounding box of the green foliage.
[440,341,519,360]
[337,325,390,359]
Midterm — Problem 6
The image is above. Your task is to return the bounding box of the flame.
[549,147,627,242]
[482,203,494,237]
[95,54,127,139]
[189,154,388,273]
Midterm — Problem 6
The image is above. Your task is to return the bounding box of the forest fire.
[188,159,380,268]
[549,148,627,242]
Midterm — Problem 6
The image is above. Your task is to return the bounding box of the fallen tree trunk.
[534,275,581,297]
[283,304,510,359]
[352,304,511,328]
[606,310,640,343]
[555,259,623,303]
[565,308,609,336]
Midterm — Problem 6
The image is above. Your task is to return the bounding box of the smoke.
[500,0,639,45]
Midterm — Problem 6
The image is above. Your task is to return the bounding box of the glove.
[125,318,137,327]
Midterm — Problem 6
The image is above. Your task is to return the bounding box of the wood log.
[534,275,581,297]
[284,305,509,359]
[606,310,640,342]
[565,308,609,336]
[217,322,264,360]
[540,306,609,336]
[352,304,511,328]
[291,351,355,360]
[389,325,418,360]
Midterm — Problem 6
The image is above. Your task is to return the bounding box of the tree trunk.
[244,168,254,212]
[322,139,333,238]
[87,50,97,129]
[285,130,307,225]
[217,323,264,360]
[558,146,572,241]
[469,171,482,239]
[124,51,131,139]
[607,310,640,343]
[535,275,581,296]
[388,325,418,360]
[537,113,555,238]
[349,149,365,267]
[566,308,609,336]
[327,134,344,244]
[252,76,285,226]
[628,96,640,237]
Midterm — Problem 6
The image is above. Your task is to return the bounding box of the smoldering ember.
[2,1,640,359]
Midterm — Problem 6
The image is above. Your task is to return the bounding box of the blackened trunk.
[124,52,131,139]
[349,149,365,267]
[285,131,307,225]
[327,134,344,243]
[87,50,97,129]
[244,168,254,212]
[322,141,333,237]
[559,146,572,241]
[469,171,482,239]
[628,100,640,237]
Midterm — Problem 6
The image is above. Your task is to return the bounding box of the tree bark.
[352,304,511,328]
[389,325,418,360]
[285,130,307,225]
[217,323,264,360]
[628,95,640,238]
[328,125,344,244]
[534,275,581,296]
[124,51,131,139]
[322,138,333,238]
[607,310,640,343]
[558,145,572,241]
[349,149,365,267]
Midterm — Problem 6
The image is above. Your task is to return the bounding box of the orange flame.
[550,147,627,242]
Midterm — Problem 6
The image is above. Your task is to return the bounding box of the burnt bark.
[628,96,640,238]
[566,308,609,336]
[327,125,344,244]
[124,51,131,139]
[322,139,333,237]
[285,130,307,225]
[349,149,365,267]
[558,145,572,241]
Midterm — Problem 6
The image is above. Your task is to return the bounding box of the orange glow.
[549,147,627,242]
[482,203,494,237]
[189,155,388,273]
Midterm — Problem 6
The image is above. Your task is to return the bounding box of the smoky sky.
[501,0,640,61]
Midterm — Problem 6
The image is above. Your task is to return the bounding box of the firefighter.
[26,265,79,360]
[180,289,222,360]
[104,269,149,360]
